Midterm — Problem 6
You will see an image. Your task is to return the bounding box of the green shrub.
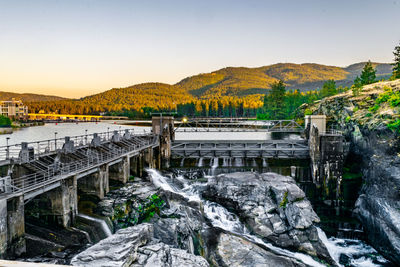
[345,116,351,122]
[353,107,359,112]
[279,191,289,209]
[0,115,11,127]
[388,119,400,133]
[368,104,380,113]
[304,108,313,115]
[365,113,373,117]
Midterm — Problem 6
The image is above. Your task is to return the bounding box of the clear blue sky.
[0,0,399,98]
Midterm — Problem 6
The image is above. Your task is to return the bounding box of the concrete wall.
[0,199,7,257]
[30,176,78,228]
[309,122,344,200]
[78,165,109,199]
[109,156,129,184]
[6,196,25,257]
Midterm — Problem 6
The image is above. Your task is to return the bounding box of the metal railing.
[0,133,158,197]
[0,128,151,162]
[174,119,304,133]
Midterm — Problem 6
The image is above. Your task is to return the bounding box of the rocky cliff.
[303,79,400,263]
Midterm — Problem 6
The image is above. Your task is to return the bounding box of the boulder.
[203,172,331,262]
[211,232,307,267]
[71,223,209,267]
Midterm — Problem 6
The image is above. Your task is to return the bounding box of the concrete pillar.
[152,116,174,168]
[36,176,78,228]
[144,147,156,168]
[305,115,326,136]
[78,165,109,199]
[130,156,138,177]
[0,199,8,258]
[0,196,27,258]
[138,153,144,177]
[109,156,130,183]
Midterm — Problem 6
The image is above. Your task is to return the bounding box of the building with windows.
[0,98,28,119]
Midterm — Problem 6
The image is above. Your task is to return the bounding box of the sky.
[0,0,399,98]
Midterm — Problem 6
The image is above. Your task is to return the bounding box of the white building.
[0,98,28,119]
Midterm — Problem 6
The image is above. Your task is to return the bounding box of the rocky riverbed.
[66,169,389,266]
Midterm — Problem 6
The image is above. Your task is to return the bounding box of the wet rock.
[71,224,153,266]
[203,172,332,262]
[71,223,209,267]
[132,243,209,267]
[212,232,307,267]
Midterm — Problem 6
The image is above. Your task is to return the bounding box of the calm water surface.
[0,122,302,147]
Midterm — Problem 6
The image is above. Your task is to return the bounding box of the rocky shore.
[304,79,400,263]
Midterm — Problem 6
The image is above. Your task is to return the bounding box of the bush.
[304,108,313,115]
[369,104,380,113]
[352,86,362,96]
[279,191,289,209]
[345,116,351,122]
[0,115,11,127]
[388,119,400,133]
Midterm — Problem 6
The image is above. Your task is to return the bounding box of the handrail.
[1,134,158,196]
[0,128,152,162]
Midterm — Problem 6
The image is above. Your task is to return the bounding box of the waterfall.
[211,157,219,176]
[234,158,243,167]
[197,157,204,167]
[317,227,388,267]
[77,213,112,237]
[262,158,268,167]
[146,169,332,267]
[222,157,229,167]
[180,158,185,167]
[251,158,257,167]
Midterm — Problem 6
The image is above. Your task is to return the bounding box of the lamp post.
[107,127,110,140]
[6,137,10,159]
[85,129,88,145]
[54,132,58,150]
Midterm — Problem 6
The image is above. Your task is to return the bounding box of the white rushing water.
[77,213,112,237]
[146,169,330,267]
[198,157,204,167]
[317,228,389,267]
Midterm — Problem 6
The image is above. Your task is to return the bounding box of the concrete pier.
[78,165,109,199]
[0,196,25,258]
[109,156,130,184]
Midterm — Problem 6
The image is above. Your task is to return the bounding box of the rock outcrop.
[304,79,400,263]
[70,223,209,267]
[210,232,307,267]
[203,172,332,263]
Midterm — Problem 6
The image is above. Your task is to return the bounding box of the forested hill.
[80,83,194,111]
[23,62,393,117]
[0,91,67,102]
[176,62,392,97]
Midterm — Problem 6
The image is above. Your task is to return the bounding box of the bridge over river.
[0,115,345,259]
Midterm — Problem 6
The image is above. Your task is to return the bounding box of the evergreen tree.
[264,80,286,119]
[393,41,400,79]
[320,80,337,98]
[358,61,376,86]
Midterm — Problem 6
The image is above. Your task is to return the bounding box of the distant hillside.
[80,82,194,111]
[28,83,194,114]
[176,62,392,97]
[0,91,67,102]
[25,61,394,117]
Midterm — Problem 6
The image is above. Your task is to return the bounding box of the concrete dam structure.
[0,115,345,259]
